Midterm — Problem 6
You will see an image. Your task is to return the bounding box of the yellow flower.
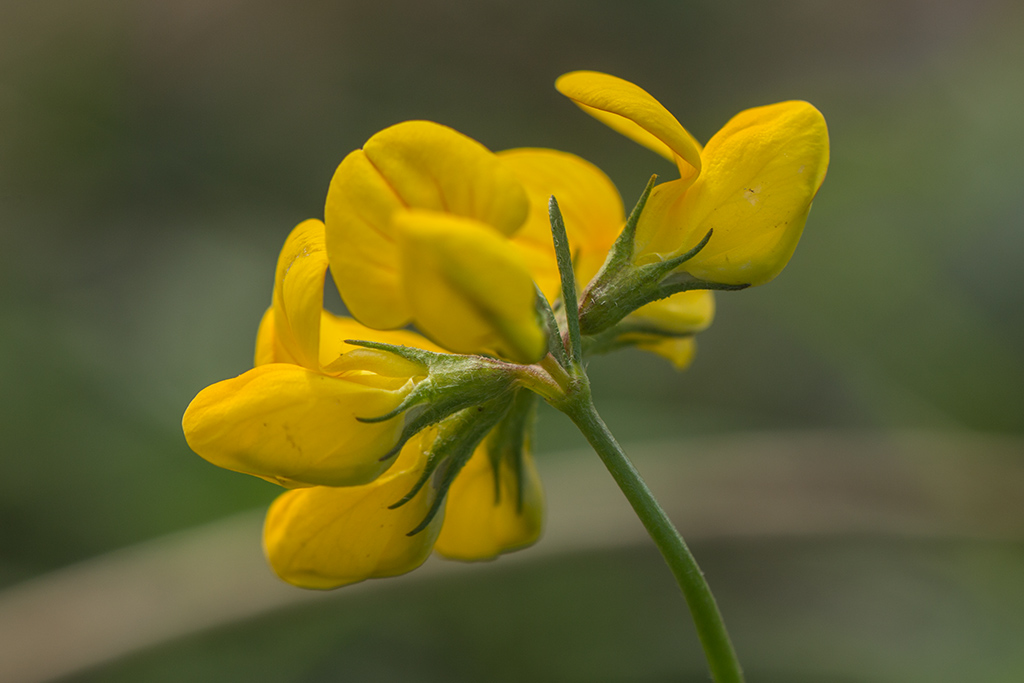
[557,71,830,287]
[183,219,438,488]
[186,218,545,588]
[325,120,546,363]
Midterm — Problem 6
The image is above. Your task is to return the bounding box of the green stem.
[543,189,741,681]
[559,385,745,683]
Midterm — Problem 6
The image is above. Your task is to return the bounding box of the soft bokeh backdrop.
[2,0,1022,680]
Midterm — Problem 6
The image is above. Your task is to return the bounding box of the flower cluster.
[183,72,829,589]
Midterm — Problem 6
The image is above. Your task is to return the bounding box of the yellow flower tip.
[555,70,702,183]
[627,290,715,336]
[625,334,698,371]
[182,363,414,488]
[263,435,444,589]
[434,444,544,561]
[394,209,547,364]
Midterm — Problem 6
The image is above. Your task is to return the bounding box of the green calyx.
[392,393,513,535]
[348,339,519,460]
[485,389,537,513]
[393,386,540,536]
[576,179,749,337]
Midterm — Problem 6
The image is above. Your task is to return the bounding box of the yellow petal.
[255,220,332,368]
[259,304,446,372]
[182,363,413,487]
[622,333,698,371]
[395,209,546,363]
[556,71,702,184]
[324,148,410,329]
[364,121,528,235]
[626,290,715,336]
[318,312,447,368]
[271,219,330,369]
[264,433,443,589]
[325,121,529,330]
[498,148,624,300]
[321,348,429,386]
[434,442,543,561]
[637,101,829,286]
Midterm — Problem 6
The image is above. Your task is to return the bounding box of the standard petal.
[182,363,414,487]
[264,434,443,589]
[271,219,330,369]
[638,101,829,286]
[325,121,530,331]
[556,71,702,184]
[395,209,547,363]
[626,290,715,336]
[363,121,529,236]
[434,442,543,561]
[498,148,624,300]
[324,148,410,329]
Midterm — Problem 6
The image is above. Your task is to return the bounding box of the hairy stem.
[559,385,745,683]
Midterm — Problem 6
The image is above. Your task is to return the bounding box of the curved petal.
[272,219,330,369]
[324,148,410,329]
[264,433,443,589]
[182,363,414,487]
[626,290,715,336]
[395,209,547,363]
[325,121,529,330]
[498,148,624,300]
[364,121,529,236]
[434,442,543,561]
[556,71,702,184]
[638,101,830,286]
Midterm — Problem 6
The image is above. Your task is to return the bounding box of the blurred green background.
[2,0,1023,680]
